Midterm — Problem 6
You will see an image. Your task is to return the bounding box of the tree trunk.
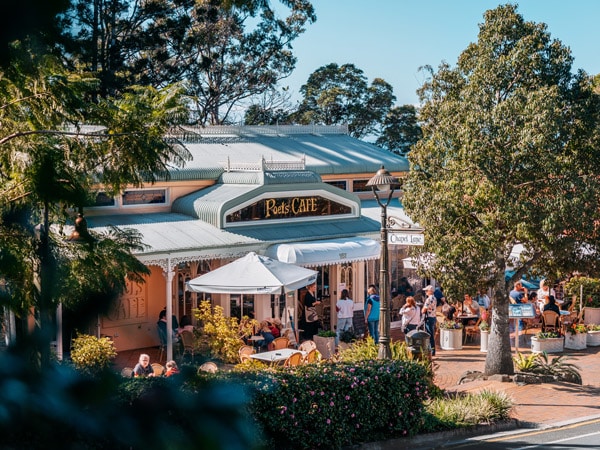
[485,259,514,375]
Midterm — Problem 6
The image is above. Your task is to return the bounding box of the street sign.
[388,233,424,246]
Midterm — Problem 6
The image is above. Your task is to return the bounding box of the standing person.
[399,296,420,335]
[433,286,445,307]
[364,285,381,343]
[303,283,321,340]
[133,353,154,377]
[335,289,354,346]
[422,285,437,356]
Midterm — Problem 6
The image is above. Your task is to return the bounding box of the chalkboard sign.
[509,303,535,318]
[352,310,367,337]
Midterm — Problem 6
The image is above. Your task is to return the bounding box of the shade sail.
[186,252,318,294]
[266,237,380,267]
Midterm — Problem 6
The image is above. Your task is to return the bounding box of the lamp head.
[366,166,400,192]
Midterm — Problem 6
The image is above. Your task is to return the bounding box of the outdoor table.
[249,348,306,364]
[457,314,478,325]
[249,335,265,352]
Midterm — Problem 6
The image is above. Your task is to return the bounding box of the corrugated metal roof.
[173,129,408,176]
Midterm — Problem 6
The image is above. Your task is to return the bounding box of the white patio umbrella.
[186,252,318,294]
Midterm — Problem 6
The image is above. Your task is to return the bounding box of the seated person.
[461,294,480,325]
[133,353,154,377]
[258,320,275,350]
[509,281,527,304]
[543,295,561,315]
[179,315,194,333]
[165,360,179,377]
[440,298,457,321]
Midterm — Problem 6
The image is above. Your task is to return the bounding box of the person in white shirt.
[399,296,421,334]
[537,279,556,300]
[335,289,354,346]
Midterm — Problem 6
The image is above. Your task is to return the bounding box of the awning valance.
[266,237,380,267]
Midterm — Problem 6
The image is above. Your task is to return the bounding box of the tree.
[402,4,600,375]
[63,0,316,123]
[375,105,422,156]
[0,49,190,367]
[244,86,294,125]
[293,63,395,139]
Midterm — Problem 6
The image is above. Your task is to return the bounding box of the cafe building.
[82,125,422,353]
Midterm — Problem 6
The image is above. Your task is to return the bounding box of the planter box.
[587,330,600,346]
[531,336,563,354]
[313,335,335,359]
[480,330,489,353]
[583,307,600,325]
[565,332,587,350]
[440,328,463,350]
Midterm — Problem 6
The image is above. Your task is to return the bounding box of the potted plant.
[479,320,490,353]
[338,328,359,352]
[564,276,600,325]
[314,330,336,359]
[531,330,563,354]
[439,320,463,350]
[564,322,587,350]
[586,324,600,346]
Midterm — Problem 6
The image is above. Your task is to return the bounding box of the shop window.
[122,189,167,205]
[352,179,372,192]
[325,180,347,191]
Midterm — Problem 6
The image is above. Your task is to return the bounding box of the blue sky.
[281,1,600,106]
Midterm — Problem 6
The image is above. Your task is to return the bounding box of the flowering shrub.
[439,320,463,330]
[565,323,587,334]
[246,359,431,449]
[194,301,256,364]
[478,321,490,332]
[70,333,117,375]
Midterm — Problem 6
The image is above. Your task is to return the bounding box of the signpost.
[388,233,424,246]
[508,303,535,352]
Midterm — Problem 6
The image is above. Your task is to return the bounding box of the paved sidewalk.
[397,328,600,426]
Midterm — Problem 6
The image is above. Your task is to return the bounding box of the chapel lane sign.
[388,232,424,246]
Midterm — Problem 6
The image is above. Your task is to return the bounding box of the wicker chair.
[303,348,318,364]
[239,345,255,363]
[198,361,218,373]
[180,330,195,360]
[120,367,134,378]
[151,363,165,376]
[464,318,481,344]
[298,340,316,353]
[283,351,304,367]
[541,310,560,333]
[272,336,290,350]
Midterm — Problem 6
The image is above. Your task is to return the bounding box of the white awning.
[266,237,380,267]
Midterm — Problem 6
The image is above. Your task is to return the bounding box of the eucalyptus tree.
[402,4,600,375]
[293,63,395,139]
[375,105,422,156]
[63,0,315,123]
[0,49,190,367]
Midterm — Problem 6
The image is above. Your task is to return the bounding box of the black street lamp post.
[367,166,400,359]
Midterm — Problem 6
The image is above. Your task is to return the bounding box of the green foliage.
[565,322,587,334]
[402,3,600,375]
[423,390,512,431]
[513,352,540,372]
[564,276,600,308]
[375,104,422,156]
[336,336,413,362]
[439,320,463,329]
[246,360,431,449]
[194,301,250,364]
[293,63,395,139]
[317,329,336,338]
[338,328,360,343]
[535,331,561,339]
[70,333,117,375]
[515,352,582,385]
[478,320,490,332]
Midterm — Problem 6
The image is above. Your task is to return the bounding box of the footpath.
[370,325,600,449]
